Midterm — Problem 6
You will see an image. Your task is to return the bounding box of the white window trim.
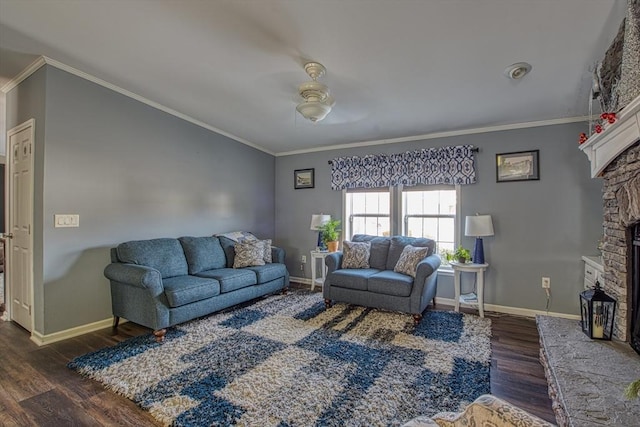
[342,185,461,275]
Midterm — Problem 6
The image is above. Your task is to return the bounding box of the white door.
[6,119,34,332]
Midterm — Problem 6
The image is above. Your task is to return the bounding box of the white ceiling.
[0,0,628,155]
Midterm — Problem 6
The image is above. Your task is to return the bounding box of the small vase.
[327,241,339,252]
[457,257,467,263]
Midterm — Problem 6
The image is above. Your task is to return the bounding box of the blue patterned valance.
[329,145,476,190]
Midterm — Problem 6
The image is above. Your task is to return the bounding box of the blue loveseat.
[323,234,440,323]
[104,236,289,341]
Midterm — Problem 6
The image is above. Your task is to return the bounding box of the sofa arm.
[325,251,343,273]
[104,263,164,297]
[271,246,285,264]
[414,254,441,287]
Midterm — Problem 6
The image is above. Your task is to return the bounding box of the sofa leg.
[153,329,167,343]
[432,296,436,307]
[281,287,288,295]
[112,316,120,328]
[324,299,332,309]
[412,314,422,325]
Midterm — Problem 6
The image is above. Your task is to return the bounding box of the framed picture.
[294,168,315,189]
[496,150,540,182]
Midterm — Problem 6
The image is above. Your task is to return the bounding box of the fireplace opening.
[631,223,640,355]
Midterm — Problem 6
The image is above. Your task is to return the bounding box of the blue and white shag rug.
[69,291,491,426]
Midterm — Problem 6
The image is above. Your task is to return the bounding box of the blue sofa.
[104,236,289,341]
[323,234,440,323]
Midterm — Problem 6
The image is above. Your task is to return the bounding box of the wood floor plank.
[19,388,98,426]
[0,345,56,402]
[0,383,36,426]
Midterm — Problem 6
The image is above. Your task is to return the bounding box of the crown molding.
[1,56,275,156]
[275,116,589,156]
[0,56,47,93]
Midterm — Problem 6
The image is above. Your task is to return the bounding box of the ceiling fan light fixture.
[503,62,532,80]
[296,100,332,123]
[296,61,334,122]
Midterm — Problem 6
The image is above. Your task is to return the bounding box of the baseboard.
[291,276,312,285]
[30,317,127,346]
[435,297,580,320]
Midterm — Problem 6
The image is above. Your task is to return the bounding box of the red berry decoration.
[579,133,588,144]
[601,113,608,120]
[595,124,603,133]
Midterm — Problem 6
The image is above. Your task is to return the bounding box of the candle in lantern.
[592,302,604,339]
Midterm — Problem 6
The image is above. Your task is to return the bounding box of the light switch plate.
[54,214,79,228]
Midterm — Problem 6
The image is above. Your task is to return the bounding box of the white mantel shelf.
[579,95,640,178]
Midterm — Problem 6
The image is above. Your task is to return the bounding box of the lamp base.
[473,237,485,264]
[317,232,326,251]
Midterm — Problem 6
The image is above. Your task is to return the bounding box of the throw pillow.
[262,239,272,263]
[342,241,371,269]
[394,245,430,278]
[233,240,266,268]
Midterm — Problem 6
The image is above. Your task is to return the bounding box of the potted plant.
[454,246,471,263]
[319,219,341,252]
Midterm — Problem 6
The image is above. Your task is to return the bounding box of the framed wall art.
[294,168,315,189]
[496,150,539,182]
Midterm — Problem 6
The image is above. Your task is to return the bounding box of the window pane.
[345,190,391,239]
[401,188,457,256]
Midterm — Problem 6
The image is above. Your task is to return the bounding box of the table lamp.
[465,214,494,264]
[310,214,331,251]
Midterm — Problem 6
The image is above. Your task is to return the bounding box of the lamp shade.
[465,215,494,237]
[310,214,331,230]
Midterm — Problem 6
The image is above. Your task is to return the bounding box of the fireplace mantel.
[580,95,640,178]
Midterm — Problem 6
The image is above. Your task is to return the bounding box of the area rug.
[68,291,491,426]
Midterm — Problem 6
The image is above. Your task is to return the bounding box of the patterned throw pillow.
[233,240,266,268]
[342,241,371,269]
[394,245,430,278]
[262,239,272,263]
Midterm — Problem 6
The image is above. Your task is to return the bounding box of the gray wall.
[7,65,276,334]
[275,123,603,315]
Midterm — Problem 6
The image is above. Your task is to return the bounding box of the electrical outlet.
[542,277,551,289]
[301,255,307,263]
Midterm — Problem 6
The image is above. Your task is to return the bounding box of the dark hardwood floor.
[0,289,556,426]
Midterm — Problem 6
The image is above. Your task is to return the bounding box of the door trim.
[5,118,35,332]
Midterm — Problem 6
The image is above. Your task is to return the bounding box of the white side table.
[310,250,330,291]
[450,261,489,318]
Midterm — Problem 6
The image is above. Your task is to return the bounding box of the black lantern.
[580,281,617,340]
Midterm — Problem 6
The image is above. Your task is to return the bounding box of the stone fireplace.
[601,140,640,344]
[581,95,640,348]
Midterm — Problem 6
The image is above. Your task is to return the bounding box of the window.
[344,189,391,239]
[343,186,459,258]
[402,187,457,255]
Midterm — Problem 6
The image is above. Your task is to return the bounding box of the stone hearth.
[537,315,640,426]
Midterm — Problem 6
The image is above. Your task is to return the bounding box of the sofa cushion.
[386,236,435,271]
[218,236,236,268]
[162,275,220,308]
[352,234,390,270]
[328,268,381,291]
[178,236,226,274]
[368,270,414,297]
[195,268,257,293]
[394,245,430,278]
[245,263,287,283]
[117,238,188,279]
[233,240,266,268]
[342,241,371,269]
